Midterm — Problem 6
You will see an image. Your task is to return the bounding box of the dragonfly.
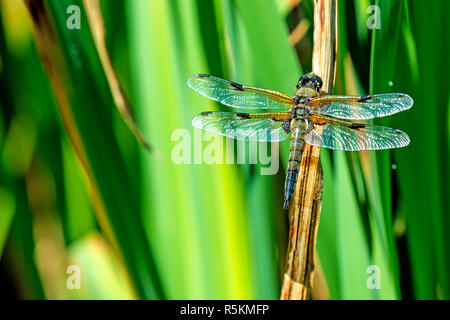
[188,73,413,210]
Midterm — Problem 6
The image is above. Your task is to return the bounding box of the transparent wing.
[188,74,293,110]
[192,111,290,142]
[304,120,410,151]
[308,93,413,120]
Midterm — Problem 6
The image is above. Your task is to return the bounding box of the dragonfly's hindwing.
[192,111,290,142]
[305,121,410,151]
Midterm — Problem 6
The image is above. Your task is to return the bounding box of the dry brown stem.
[281,0,337,300]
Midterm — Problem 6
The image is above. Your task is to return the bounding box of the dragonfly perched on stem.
[189,73,413,210]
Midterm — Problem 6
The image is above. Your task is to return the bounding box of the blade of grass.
[24,0,164,299]
[61,136,96,242]
[126,0,252,299]
[0,187,15,256]
[82,0,154,155]
[65,233,136,299]
[5,183,46,298]
[369,0,404,299]
[334,151,373,299]
[392,0,449,299]
[220,0,302,299]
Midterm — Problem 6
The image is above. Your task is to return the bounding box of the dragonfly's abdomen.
[284,122,305,210]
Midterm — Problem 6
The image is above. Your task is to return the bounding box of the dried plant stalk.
[281,0,337,300]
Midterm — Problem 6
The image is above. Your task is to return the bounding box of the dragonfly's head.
[296,73,323,92]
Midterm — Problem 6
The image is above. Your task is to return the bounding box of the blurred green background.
[0,0,448,300]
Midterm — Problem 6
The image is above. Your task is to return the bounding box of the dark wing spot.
[350,123,366,130]
[200,111,213,116]
[394,129,403,134]
[358,95,372,102]
[230,81,244,91]
[197,74,210,78]
[236,112,249,119]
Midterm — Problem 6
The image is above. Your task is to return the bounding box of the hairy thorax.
[292,87,318,120]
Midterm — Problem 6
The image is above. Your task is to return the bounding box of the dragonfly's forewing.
[188,74,293,110]
[304,119,410,151]
[192,111,291,142]
[308,93,413,120]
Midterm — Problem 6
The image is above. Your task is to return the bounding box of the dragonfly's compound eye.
[298,74,309,87]
[298,73,322,90]
[315,77,323,90]
[308,74,323,91]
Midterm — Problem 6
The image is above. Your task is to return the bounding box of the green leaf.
[0,187,15,257]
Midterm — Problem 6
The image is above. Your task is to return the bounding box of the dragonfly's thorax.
[292,106,309,119]
[294,87,319,98]
[292,86,317,119]
[293,95,311,105]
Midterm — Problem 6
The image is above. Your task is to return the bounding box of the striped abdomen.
[283,120,306,210]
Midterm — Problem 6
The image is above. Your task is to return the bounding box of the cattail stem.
[281,0,337,300]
